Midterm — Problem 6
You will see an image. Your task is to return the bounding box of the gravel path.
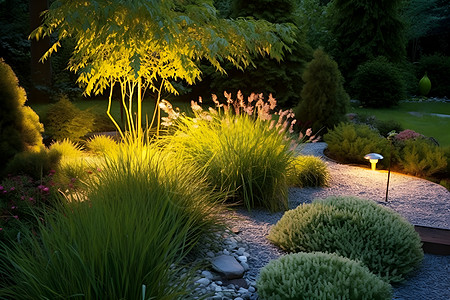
[226,143,450,300]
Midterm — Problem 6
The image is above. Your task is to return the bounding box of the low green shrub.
[163,93,308,211]
[268,196,423,283]
[44,95,95,142]
[351,57,406,108]
[3,147,61,180]
[257,252,392,300]
[374,119,404,138]
[397,138,447,177]
[85,135,118,156]
[324,122,390,167]
[0,142,225,299]
[287,155,329,187]
[417,54,450,97]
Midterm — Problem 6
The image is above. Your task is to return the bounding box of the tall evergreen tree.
[330,0,407,80]
[295,49,349,133]
[195,0,313,109]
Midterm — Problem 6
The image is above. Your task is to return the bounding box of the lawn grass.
[30,97,191,127]
[350,101,450,147]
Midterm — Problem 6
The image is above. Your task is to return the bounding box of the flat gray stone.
[211,255,245,279]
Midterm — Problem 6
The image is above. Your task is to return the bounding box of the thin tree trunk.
[29,0,51,103]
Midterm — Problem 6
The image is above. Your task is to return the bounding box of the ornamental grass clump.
[287,155,329,187]
[0,141,225,299]
[268,196,423,283]
[161,92,318,212]
[257,252,392,300]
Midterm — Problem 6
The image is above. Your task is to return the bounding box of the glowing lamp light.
[364,153,383,171]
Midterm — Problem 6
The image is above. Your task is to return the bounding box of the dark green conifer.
[295,49,349,133]
[330,0,406,80]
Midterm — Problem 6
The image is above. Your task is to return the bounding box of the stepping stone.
[211,255,245,279]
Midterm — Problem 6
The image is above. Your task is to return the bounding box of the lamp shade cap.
[364,153,383,160]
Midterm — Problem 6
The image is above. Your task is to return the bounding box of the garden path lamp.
[364,153,383,171]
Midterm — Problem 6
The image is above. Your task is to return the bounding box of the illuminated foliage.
[31,0,296,138]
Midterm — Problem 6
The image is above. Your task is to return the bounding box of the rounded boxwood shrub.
[287,155,329,188]
[257,252,392,300]
[324,122,390,168]
[268,196,423,283]
[351,57,406,108]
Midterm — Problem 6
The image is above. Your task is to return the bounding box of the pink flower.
[0,228,3,231]
[29,197,35,202]
[13,215,19,220]
[10,187,15,192]
[0,185,3,191]
[42,187,49,193]
[38,185,45,190]
[11,206,17,210]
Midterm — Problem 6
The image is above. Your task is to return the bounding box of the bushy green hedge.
[287,155,329,187]
[351,57,406,108]
[324,122,389,167]
[257,252,392,300]
[268,196,423,283]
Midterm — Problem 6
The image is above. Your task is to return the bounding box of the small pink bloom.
[0,228,3,231]
[97,168,102,172]
[71,178,77,183]
[38,185,45,190]
[13,215,19,220]
[29,197,34,202]
[0,185,3,191]
[11,206,17,210]
[10,187,15,192]
[43,187,49,192]
[68,183,74,189]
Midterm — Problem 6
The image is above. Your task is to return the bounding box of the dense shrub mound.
[324,122,389,167]
[257,252,392,300]
[287,155,329,187]
[268,196,423,283]
[351,56,406,108]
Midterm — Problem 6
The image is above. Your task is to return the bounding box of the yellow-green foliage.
[44,96,95,142]
[85,135,118,156]
[324,122,389,167]
[398,138,447,177]
[268,196,423,283]
[49,139,84,158]
[287,155,329,187]
[0,59,44,171]
[257,252,392,300]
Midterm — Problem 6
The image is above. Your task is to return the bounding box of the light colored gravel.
[225,142,450,300]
